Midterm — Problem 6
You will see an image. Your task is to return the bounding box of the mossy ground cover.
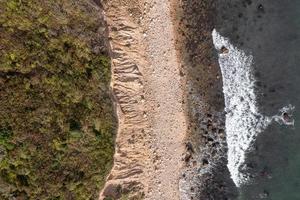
[0,0,116,199]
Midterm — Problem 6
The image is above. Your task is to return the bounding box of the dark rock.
[184,153,192,163]
[283,112,291,122]
[257,4,265,13]
[186,142,195,153]
[212,142,220,147]
[218,128,224,134]
[220,46,229,54]
[202,158,209,165]
[179,70,185,77]
[102,184,122,199]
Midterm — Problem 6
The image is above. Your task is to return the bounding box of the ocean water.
[215,0,300,199]
[212,29,275,187]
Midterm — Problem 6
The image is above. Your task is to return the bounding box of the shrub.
[0,0,116,199]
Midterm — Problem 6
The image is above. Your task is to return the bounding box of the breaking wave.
[212,29,295,187]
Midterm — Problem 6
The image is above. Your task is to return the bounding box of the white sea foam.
[212,29,294,187]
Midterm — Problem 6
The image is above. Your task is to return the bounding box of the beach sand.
[99,0,238,199]
[99,0,187,199]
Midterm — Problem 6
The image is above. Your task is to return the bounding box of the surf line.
[212,29,295,187]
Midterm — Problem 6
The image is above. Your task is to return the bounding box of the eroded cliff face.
[100,0,188,199]
[99,1,150,199]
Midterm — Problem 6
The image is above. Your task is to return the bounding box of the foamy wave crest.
[212,29,294,187]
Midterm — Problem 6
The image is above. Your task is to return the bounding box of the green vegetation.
[0,0,116,199]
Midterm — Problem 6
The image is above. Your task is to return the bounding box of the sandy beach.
[100,0,238,199]
[99,0,187,199]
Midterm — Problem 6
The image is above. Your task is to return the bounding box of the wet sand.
[171,0,237,199]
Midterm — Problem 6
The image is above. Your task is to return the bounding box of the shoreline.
[100,0,238,199]
[170,0,238,199]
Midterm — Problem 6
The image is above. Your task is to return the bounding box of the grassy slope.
[0,0,116,199]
